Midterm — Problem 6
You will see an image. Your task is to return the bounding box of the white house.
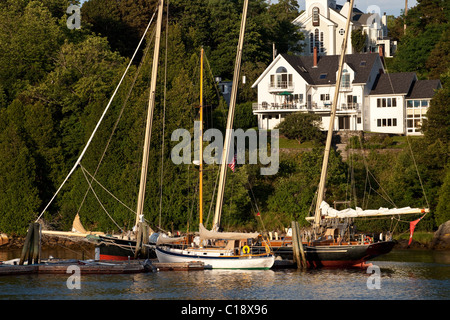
[293,0,397,57]
[251,51,441,135]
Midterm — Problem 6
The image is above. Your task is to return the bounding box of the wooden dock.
[152,261,205,271]
[0,259,151,276]
[0,259,205,275]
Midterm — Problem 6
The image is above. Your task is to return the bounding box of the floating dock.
[152,261,205,271]
[0,259,151,276]
[0,259,205,275]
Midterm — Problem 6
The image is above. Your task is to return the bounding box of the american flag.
[227,151,237,172]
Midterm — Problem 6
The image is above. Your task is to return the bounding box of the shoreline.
[1,234,449,253]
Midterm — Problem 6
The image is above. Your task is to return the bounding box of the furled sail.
[199,223,259,240]
[305,201,429,221]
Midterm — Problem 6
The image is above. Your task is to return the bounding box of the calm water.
[0,249,448,301]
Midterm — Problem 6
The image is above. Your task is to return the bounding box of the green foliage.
[0,0,64,103]
[389,0,449,79]
[0,0,447,237]
[275,112,323,144]
[435,166,450,226]
[351,29,367,53]
[422,71,450,144]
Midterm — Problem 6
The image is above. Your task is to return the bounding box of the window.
[377,118,398,127]
[311,29,322,53]
[315,29,319,50]
[377,98,397,108]
[360,61,367,67]
[341,69,350,88]
[320,32,324,52]
[339,28,345,35]
[313,7,320,26]
[320,94,330,100]
[271,67,293,89]
[294,94,303,103]
[406,99,430,108]
[319,73,327,79]
[406,114,425,133]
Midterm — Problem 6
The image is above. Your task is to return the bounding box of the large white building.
[251,51,441,135]
[293,0,397,57]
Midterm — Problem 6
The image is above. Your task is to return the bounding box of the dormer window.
[270,66,293,90]
[341,69,351,88]
[313,7,320,26]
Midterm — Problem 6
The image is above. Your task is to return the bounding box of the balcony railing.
[268,81,294,92]
[253,102,360,112]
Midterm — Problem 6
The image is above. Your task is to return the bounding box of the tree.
[0,102,42,235]
[275,112,323,144]
[351,29,367,53]
[422,71,450,144]
[435,166,450,226]
[0,0,64,103]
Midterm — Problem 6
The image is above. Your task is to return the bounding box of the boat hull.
[95,236,155,261]
[266,240,395,268]
[155,246,275,269]
[304,241,395,268]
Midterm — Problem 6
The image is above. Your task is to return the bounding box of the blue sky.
[79,0,417,17]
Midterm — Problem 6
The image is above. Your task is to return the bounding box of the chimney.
[378,45,384,57]
[313,46,318,68]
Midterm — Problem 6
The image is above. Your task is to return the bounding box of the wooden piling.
[19,223,35,265]
[291,221,307,269]
[19,223,41,265]
[291,221,300,268]
[134,222,150,259]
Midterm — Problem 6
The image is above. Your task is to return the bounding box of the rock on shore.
[432,220,450,250]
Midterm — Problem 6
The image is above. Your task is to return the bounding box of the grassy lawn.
[279,137,315,149]
[394,231,434,245]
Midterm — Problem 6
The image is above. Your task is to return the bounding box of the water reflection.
[0,249,448,300]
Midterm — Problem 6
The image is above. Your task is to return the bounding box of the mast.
[313,0,354,229]
[199,48,204,226]
[212,0,249,230]
[135,0,164,228]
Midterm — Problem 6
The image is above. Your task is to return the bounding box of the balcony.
[252,102,361,113]
[253,102,306,112]
[268,81,294,93]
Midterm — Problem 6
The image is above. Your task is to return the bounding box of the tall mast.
[313,0,354,229]
[199,48,204,226]
[212,0,249,230]
[135,0,165,228]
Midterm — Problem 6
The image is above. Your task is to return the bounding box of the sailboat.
[155,0,275,269]
[37,1,166,261]
[264,0,429,268]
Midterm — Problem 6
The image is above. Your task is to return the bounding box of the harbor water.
[0,249,448,301]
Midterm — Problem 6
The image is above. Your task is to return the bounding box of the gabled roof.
[280,52,380,85]
[370,72,417,95]
[407,79,442,99]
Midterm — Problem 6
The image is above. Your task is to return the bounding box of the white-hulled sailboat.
[155,0,274,269]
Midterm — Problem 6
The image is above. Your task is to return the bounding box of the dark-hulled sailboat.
[263,0,428,268]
